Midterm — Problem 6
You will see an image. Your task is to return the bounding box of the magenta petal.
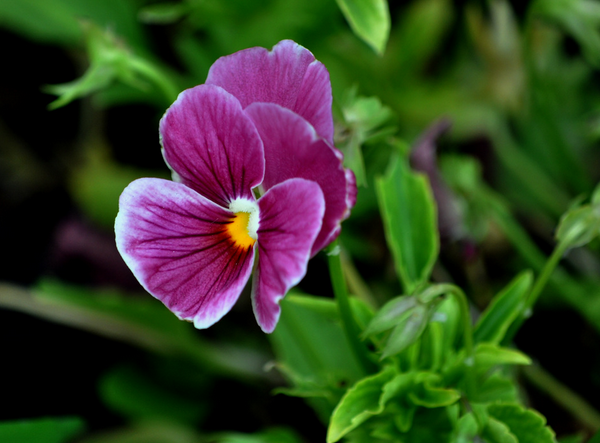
[206,40,334,143]
[246,103,356,255]
[159,84,264,208]
[252,179,325,333]
[115,178,255,328]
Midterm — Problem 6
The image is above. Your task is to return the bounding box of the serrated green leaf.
[334,0,390,54]
[481,417,519,443]
[363,295,417,336]
[474,271,533,345]
[376,156,439,294]
[382,304,430,359]
[487,403,556,443]
[0,417,84,443]
[327,367,396,443]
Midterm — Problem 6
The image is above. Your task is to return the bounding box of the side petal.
[160,84,264,208]
[115,178,255,329]
[206,40,334,143]
[253,178,325,333]
[246,103,356,255]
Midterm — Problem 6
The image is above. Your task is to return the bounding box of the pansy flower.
[115,41,356,333]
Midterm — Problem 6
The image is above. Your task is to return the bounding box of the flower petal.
[160,84,264,208]
[252,178,325,333]
[115,178,255,328]
[206,40,334,143]
[246,103,356,255]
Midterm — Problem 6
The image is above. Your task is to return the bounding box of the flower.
[115,41,356,333]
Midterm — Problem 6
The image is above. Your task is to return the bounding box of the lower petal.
[252,178,325,333]
[115,178,255,328]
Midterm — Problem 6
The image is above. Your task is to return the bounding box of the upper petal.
[246,103,356,256]
[115,178,255,329]
[159,84,264,208]
[252,178,325,333]
[206,40,334,143]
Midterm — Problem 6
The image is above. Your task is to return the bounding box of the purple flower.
[115,41,356,333]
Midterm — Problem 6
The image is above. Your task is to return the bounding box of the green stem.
[327,241,378,375]
[504,241,568,343]
[448,286,475,399]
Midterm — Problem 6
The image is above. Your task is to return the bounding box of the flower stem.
[504,241,568,343]
[327,240,378,375]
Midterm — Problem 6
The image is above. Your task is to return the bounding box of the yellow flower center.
[226,212,256,248]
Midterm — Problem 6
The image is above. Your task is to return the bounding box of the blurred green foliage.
[3,0,600,441]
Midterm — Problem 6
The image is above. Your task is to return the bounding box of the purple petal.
[246,103,356,255]
[160,84,264,208]
[252,178,325,333]
[115,178,255,328]
[206,40,334,143]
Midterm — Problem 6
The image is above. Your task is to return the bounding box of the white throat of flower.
[229,198,260,240]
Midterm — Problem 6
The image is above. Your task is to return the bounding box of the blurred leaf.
[99,365,205,424]
[334,0,390,54]
[394,0,453,78]
[327,366,396,443]
[382,304,431,359]
[474,271,533,345]
[138,2,189,24]
[211,428,304,443]
[0,417,84,443]
[77,421,200,443]
[46,22,178,109]
[532,0,600,67]
[363,295,417,336]
[376,155,439,294]
[0,280,268,381]
[69,144,164,229]
[0,0,145,48]
[487,403,556,443]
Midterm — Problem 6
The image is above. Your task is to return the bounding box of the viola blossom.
[115,41,356,333]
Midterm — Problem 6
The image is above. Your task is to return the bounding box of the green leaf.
[376,156,439,294]
[99,365,205,424]
[474,344,531,369]
[487,403,556,443]
[334,0,390,54]
[470,373,518,404]
[327,367,396,443]
[451,413,478,443]
[270,293,366,382]
[409,373,461,408]
[474,271,533,345]
[363,295,417,336]
[209,428,304,443]
[481,417,518,443]
[0,417,84,443]
[382,304,431,359]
